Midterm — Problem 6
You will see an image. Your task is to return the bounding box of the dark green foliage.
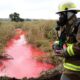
[9,12,24,22]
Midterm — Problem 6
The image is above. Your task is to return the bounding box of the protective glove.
[52,41,62,54]
[52,41,59,50]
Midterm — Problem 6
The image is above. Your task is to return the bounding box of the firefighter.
[53,1,80,80]
[60,22,80,80]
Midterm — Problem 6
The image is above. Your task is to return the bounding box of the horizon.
[0,0,80,20]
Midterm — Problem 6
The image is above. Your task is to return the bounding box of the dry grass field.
[0,20,63,80]
[0,20,61,64]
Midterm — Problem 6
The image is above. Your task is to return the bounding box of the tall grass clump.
[22,20,57,52]
[21,20,59,64]
[0,22,15,54]
[0,20,59,64]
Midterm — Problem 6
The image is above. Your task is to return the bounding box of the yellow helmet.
[56,1,80,26]
[57,1,80,14]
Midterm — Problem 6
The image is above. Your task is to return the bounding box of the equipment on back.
[76,25,80,42]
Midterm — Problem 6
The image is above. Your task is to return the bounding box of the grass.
[0,20,61,65]
[0,21,15,54]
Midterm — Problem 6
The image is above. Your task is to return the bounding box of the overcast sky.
[0,0,80,19]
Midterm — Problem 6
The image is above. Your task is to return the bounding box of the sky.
[0,0,80,19]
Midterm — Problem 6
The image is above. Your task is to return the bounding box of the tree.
[9,12,24,22]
